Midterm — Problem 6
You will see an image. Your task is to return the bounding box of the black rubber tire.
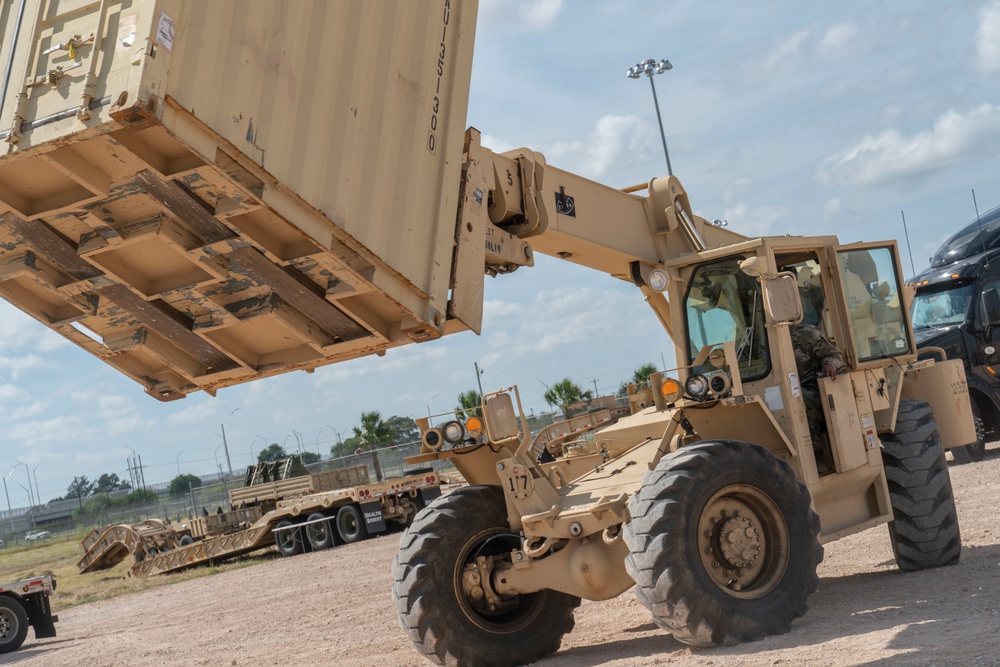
[623,440,822,647]
[275,519,304,557]
[306,512,335,550]
[949,399,986,464]
[179,535,194,547]
[393,485,580,667]
[0,596,29,654]
[882,399,962,571]
[336,505,368,544]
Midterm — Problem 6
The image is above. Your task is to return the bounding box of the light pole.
[17,483,34,529]
[13,461,33,509]
[3,470,15,536]
[176,450,185,476]
[220,407,241,483]
[252,435,266,465]
[627,58,674,176]
[214,445,223,478]
[32,465,40,505]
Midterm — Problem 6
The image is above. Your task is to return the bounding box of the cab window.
[685,256,770,381]
[837,247,911,360]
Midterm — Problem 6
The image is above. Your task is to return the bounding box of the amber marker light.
[661,377,682,403]
[465,415,483,439]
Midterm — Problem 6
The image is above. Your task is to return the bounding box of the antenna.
[900,210,916,278]
[973,189,989,270]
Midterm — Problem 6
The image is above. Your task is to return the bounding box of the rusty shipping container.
[0,0,477,399]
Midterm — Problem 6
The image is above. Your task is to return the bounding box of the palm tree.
[455,389,482,420]
[352,410,393,481]
[543,378,593,418]
[632,363,658,387]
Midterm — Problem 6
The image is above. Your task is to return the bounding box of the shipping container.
[0,0,478,399]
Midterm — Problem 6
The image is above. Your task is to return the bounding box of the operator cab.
[675,240,913,480]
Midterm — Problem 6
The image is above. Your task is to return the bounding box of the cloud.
[548,114,648,179]
[0,353,46,380]
[721,203,792,236]
[817,22,857,55]
[824,198,843,216]
[816,104,1000,186]
[480,134,517,154]
[480,285,652,368]
[978,1,1000,71]
[479,0,565,33]
[723,177,753,205]
[765,30,809,70]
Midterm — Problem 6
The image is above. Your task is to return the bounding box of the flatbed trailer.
[0,575,58,654]
[78,467,442,576]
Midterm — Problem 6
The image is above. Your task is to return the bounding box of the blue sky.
[4,0,1000,504]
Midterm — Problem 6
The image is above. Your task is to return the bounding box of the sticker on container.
[866,432,878,449]
[894,339,905,349]
[861,413,874,429]
[156,12,175,51]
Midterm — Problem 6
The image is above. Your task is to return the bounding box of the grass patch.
[0,532,277,611]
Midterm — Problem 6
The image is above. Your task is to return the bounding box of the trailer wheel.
[275,520,304,557]
[393,485,580,667]
[949,399,985,464]
[0,596,29,654]
[882,399,962,571]
[623,440,822,647]
[306,513,335,550]
[179,535,194,547]
[336,505,367,544]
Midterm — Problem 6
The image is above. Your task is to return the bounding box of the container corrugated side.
[0,0,479,400]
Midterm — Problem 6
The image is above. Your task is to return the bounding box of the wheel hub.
[716,515,761,569]
[697,490,784,598]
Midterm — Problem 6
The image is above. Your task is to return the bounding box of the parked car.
[24,530,51,542]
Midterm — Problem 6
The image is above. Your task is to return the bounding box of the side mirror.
[761,272,803,325]
[485,392,520,443]
[983,288,1000,327]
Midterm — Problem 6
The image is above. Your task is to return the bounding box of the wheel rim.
[696,485,789,599]
[308,521,329,545]
[277,524,296,551]
[453,527,545,634]
[0,608,16,640]
[339,511,360,539]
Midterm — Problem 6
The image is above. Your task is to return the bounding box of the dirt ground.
[11,450,1000,667]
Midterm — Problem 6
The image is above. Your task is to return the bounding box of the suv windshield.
[911,283,973,328]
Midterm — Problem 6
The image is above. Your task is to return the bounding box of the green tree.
[300,451,321,465]
[93,472,131,494]
[543,379,593,418]
[631,363,658,387]
[169,474,202,498]
[455,389,482,420]
[352,411,393,481]
[385,414,419,443]
[257,443,288,463]
[67,476,94,508]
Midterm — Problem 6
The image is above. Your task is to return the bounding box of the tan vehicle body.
[0,2,976,666]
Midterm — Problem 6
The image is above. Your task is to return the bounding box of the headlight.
[465,415,483,439]
[422,428,443,451]
[442,420,466,445]
[708,373,732,396]
[647,268,668,292]
[660,377,682,403]
[685,374,709,399]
